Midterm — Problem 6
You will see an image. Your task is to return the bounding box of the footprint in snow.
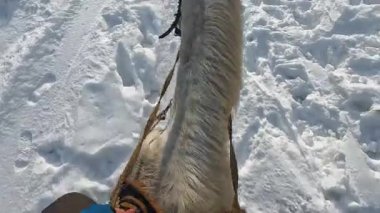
[14,130,33,171]
[27,73,57,105]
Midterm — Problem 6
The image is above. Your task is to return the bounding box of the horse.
[111,0,243,212]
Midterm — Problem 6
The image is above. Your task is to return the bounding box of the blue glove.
[81,204,114,213]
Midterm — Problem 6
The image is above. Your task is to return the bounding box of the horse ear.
[42,192,96,213]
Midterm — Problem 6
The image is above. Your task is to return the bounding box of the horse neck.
[157,0,242,199]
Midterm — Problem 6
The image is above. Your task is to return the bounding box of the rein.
[110,52,179,209]
[111,5,183,200]
[159,0,182,38]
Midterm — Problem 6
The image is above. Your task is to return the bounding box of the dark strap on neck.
[159,0,182,38]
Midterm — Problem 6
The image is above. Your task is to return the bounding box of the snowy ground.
[0,0,379,212]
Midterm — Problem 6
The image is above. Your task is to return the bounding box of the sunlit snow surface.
[0,0,379,212]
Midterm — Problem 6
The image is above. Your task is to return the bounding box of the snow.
[0,0,379,212]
